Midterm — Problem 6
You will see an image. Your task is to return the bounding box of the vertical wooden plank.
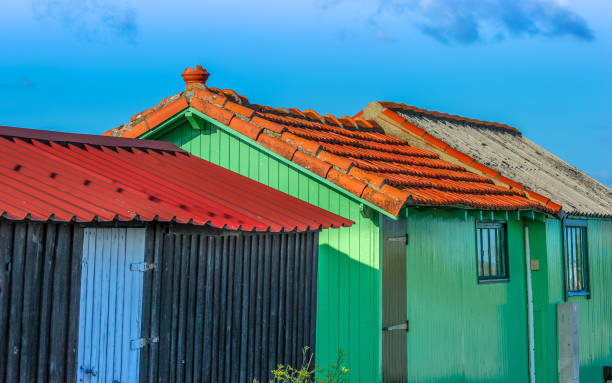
[139,225,155,383]
[247,235,260,381]
[210,236,223,383]
[0,221,13,382]
[113,228,127,381]
[18,222,43,383]
[35,223,56,382]
[97,228,112,383]
[296,232,306,357]
[201,236,215,383]
[103,228,118,382]
[191,235,206,383]
[303,232,314,350]
[124,228,146,383]
[276,234,287,366]
[65,226,83,383]
[175,234,190,383]
[5,222,27,382]
[146,224,164,383]
[184,235,199,383]
[268,234,280,375]
[284,233,295,366]
[219,236,232,382]
[260,235,272,381]
[230,235,244,383]
[48,224,71,383]
[253,235,265,381]
[239,235,251,383]
[157,234,175,383]
[168,234,182,383]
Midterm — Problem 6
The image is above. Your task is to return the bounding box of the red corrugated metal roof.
[0,126,353,231]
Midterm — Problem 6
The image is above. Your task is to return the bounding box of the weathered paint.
[543,217,612,382]
[139,227,319,383]
[76,227,146,383]
[154,120,382,382]
[404,209,529,382]
[0,220,83,383]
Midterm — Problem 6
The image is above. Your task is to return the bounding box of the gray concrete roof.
[395,110,612,217]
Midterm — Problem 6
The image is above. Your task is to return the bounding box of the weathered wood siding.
[0,219,83,383]
[139,226,319,383]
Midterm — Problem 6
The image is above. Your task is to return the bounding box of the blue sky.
[1,0,610,187]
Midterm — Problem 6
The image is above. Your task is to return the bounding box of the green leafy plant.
[261,347,349,383]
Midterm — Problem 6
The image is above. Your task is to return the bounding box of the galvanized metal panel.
[0,126,352,231]
[381,216,408,382]
[159,121,381,382]
[558,302,580,383]
[76,227,145,383]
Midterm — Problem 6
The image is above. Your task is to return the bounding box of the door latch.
[383,320,409,332]
[84,367,97,376]
[386,234,408,244]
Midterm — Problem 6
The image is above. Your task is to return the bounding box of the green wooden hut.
[364,101,612,383]
[106,66,570,383]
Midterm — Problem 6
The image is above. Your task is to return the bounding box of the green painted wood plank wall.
[157,120,382,382]
[404,210,529,382]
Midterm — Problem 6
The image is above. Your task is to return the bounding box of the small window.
[476,221,508,282]
[564,220,589,295]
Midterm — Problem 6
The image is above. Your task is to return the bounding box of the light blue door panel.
[77,228,145,383]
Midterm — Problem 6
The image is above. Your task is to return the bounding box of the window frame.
[563,219,590,297]
[475,220,509,284]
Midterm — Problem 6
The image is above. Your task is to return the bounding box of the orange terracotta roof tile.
[106,66,554,216]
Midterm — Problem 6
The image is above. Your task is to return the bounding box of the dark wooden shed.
[0,126,352,383]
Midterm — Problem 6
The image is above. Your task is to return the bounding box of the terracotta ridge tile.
[316,150,354,171]
[289,108,306,118]
[380,184,412,202]
[251,115,286,134]
[525,189,551,205]
[546,200,562,212]
[361,186,404,216]
[495,175,525,191]
[348,167,387,188]
[469,161,500,178]
[190,97,234,125]
[225,101,255,118]
[221,89,241,102]
[145,96,189,130]
[257,133,297,160]
[192,86,228,106]
[291,150,332,178]
[280,132,322,155]
[326,168,368,197]
[339,116,357,129]
[229,117,262,141]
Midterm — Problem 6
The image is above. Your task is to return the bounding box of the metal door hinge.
[383,320,409,332]
[386,234,408,244]
[130,336,159,349]
[130,262,157,272]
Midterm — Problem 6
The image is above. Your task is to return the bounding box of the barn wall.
[139,227,319,383]
[0,219,83,383]
[154,119,382,382]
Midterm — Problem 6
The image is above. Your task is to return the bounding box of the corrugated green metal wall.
[545,218,612,382]
[404,210,529,382]
[156,120,382,382]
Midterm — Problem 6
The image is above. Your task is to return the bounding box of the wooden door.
[382,216,408,382]
[76,228,146,383]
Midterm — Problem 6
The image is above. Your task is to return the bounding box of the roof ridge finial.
[182,65,209,88]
